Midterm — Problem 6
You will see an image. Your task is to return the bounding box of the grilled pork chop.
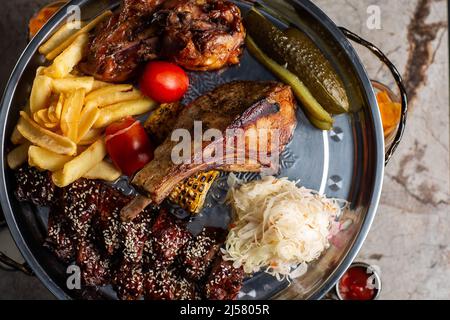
[123,81,297,220]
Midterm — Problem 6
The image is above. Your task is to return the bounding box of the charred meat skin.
[178,227,225,281]
[131,81,297,210]
[15,165,56,206]
[156,0,245,71]
[81,0,245,82]
[205,256,244,300]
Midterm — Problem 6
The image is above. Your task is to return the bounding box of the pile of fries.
[7,12,157,187]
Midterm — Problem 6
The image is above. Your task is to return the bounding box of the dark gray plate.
[0,0,384,300]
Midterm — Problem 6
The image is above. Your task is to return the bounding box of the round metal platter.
[0,0,384,300]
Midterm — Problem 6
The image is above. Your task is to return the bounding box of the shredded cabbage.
[223,175,344,281]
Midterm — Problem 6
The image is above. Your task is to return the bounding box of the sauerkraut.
[223,175,344,280]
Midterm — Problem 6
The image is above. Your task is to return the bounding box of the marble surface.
[0,0,449,300]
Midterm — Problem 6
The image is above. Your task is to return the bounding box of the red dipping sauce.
[338,266,378,300]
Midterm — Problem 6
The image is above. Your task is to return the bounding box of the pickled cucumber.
[245,9,349,115]
[246,35,333,125]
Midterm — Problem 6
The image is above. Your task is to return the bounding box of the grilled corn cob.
[169,171,219,214]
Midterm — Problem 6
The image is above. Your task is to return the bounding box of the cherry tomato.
[105,117,154,176]
[139,61,189,103]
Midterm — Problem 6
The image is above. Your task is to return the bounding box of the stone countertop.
[0,0,449,300]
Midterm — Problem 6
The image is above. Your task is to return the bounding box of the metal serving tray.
[0,0,401,300]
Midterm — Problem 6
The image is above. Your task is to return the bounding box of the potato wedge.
[28,145,73,172]
[11,125,26,145]
[94,98,156,128]
[34,109,59,130]
[45,11,113,61]
[52,77,94,93]
[61,89,85,141]
[39,21,86,56]
[17,111,77,155]
[78,128,102,145]
[30,75,53,113]
[7,143,31,170]
[44,33,89,78]
[83,161,121,182]
[52,138,106,187]
[77,102,100,142]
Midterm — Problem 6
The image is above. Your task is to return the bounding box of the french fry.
[83,161,121,181]
[39,21,86,56]
[78,128,102,145]
[11,126,26,145]
[85,84,134,105]
[52,138,106,187]
[77,102,100,142]
[61,89,85,141]
[28,145,73,172]
[30,75,53,113]
[52,77,95,93]
[44,33,89,79]
[54,93,64,120]
[92,80,111,90]
[7,143,31,170]
[94,98,156,128]
[34,109,59,130]
[45,11,113,61]
[17,111,77,155]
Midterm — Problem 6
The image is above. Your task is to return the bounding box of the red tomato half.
[105,117,154,176]
[139,61,189,103]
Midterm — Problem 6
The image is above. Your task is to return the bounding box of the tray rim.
[0,0,385,300]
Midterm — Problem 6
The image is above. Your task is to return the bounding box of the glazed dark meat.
[92,185,133,256]
[77,236,111,286]
[81,0,245,82]
[204,256,244,300]
[45,202,77,263]
[63,179,101,241]
[178,227,225,281]
[113,210,154,300]
[146,208,192,267]
[15,165,56,206]
[144,267,199,300]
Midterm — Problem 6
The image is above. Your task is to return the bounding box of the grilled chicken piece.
[80,0,164,82]
[155,0,245,71]
[204,255,244,300]
[81,0,244,82]
[178,227,225,281]
[124,81,297,220]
